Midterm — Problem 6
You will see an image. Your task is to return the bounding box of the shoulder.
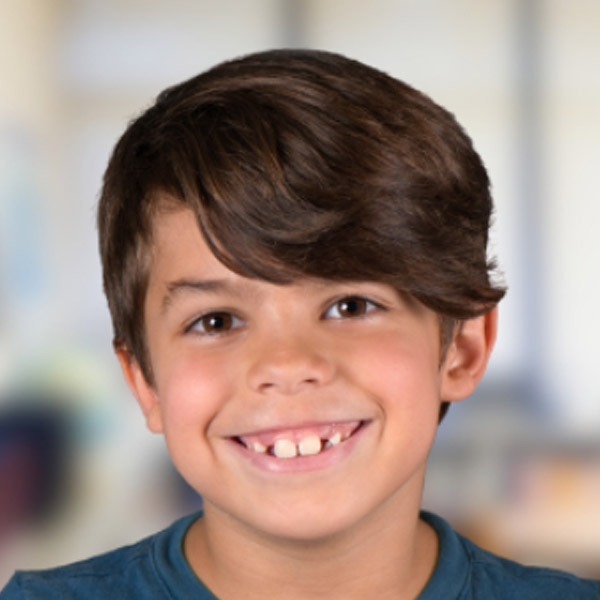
[421,511,600,600]
[461,532,600,599]
[2,534,159,600]
[0,513,202,600]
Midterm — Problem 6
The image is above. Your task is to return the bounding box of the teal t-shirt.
[2,511,599,599]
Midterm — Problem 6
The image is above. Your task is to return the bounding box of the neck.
[184,479,438,600]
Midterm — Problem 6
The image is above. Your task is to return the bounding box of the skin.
[118,206,497,599]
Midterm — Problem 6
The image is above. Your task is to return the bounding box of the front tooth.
[328,432,342,446]
[252,441,267,453]
[298,434,322,456]
[273,439,297,459]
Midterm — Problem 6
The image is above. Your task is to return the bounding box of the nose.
[246,334,335,395]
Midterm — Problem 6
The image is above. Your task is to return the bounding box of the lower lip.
[228,422,369,474]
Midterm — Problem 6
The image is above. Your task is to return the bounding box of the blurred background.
[1,0,599,585]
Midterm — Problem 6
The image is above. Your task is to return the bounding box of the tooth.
[328,432,342,446]
[273,439,297,459]
[298,434,322,456]
[252,441,267,453]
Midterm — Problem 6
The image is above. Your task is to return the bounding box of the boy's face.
[119,206,495,543]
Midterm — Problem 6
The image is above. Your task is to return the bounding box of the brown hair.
[98,49,505,393]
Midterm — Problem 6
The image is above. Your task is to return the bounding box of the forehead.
[146,207,339,292]
[145,207,410,307]
[148,206,229,282]
[144,208,309,321]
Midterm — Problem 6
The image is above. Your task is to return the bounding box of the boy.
[2,49,599,599]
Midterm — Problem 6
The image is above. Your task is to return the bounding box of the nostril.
[256,375,324,395]
[247,352,335,394]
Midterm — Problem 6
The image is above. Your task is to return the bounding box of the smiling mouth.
[234,421,364,459]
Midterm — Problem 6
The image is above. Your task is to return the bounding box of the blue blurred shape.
[0,401,71,542]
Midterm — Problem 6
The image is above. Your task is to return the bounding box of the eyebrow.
[161,278,238,314]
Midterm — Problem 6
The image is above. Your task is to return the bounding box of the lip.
[235,420,362,446]
[226,420,369,474]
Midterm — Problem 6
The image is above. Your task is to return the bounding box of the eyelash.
[185,295,383,337]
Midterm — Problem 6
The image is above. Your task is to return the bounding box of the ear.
[116,347,164,433]
[440,308,498,403]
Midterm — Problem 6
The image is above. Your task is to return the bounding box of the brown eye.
[189,311,243,335]
[201,313,232,332]
[326,296,374,319]
[337,297,367,317]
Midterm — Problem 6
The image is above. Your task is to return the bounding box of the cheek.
[348,333,442,414]
[156,350,234,434]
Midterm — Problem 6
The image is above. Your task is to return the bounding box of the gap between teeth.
[246,431,347,459]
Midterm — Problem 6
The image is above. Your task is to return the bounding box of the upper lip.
[226,419,367,439]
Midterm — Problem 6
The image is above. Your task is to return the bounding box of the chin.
[237,498,370,544]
